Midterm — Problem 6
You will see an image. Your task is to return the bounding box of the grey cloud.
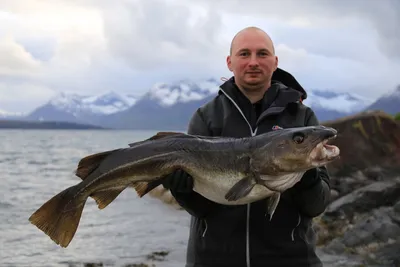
[100,0,226,71]
[197,0,400,60]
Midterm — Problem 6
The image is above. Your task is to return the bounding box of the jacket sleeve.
[168,108,220,218]
[291,108,331,218]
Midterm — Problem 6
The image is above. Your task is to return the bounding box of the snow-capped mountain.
[364,85,400,115]
[305,89,374,114]
[7,78,395,130]
[0,109,25,119]
[96,79,221,129]
[48,91,138,115]
[143,78,220,106]
[25,91,140,123]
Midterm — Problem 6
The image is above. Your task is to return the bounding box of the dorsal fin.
[147,131,185,140]
[75,148,121,179]
[128,131,186,147]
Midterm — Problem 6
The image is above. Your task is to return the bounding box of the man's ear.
[274,56,279,71]
[226,55,233,71]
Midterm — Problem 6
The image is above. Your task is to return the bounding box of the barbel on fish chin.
[28,125,340,248]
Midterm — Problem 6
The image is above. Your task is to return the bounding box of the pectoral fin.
[266,192,281,221]
[225,175,257,201]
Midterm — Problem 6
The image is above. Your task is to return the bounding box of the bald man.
[163,26,329,267]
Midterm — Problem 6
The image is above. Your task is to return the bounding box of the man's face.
[227,29,278,91]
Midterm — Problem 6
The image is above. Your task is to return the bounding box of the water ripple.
[0,129,189,267]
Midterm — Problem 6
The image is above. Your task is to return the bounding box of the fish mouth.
[309,134,340,166]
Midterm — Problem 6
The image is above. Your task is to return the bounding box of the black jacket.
[170,68,331,267]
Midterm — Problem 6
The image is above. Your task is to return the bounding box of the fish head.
[255,125,340,175]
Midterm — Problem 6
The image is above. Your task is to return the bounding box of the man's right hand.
[162,169,194,194]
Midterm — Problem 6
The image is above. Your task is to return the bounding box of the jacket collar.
[218,75,304,111]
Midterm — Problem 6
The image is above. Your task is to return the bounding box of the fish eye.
[292,132,305,144]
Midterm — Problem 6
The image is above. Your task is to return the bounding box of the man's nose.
[248,54,259,66]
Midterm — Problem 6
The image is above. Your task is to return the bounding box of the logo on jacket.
[272,125,283,131]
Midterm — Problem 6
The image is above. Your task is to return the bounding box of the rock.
[323,179,400,219]
[329,189,340,201]
[316,248,369,267]
[316,189,400,267]
[372,238,400,267]
[393,199,400,213]
[340,207,400,247]
[323,110,400,177]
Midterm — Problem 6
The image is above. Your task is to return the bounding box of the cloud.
[0,36,42,77]
[196,0,400,60]
[0,0,399,113]
[275,44,399,98]
[100,0,226,71]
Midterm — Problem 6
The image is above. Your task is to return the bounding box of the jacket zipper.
[291,213,301,241]
[202,219,208,237]
[219,89,257,267]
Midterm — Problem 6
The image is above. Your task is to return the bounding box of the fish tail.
[75,148,121,179]
[28,184,87,248]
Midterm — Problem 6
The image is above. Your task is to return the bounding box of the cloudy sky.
[1,0,399,113]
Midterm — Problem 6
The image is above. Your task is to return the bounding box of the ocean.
[0,129,190,267]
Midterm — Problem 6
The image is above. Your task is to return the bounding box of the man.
[163,26,331,267]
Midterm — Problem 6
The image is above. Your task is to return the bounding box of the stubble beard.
[241,76,271,94]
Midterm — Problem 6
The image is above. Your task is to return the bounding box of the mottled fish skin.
[28,126,340,248]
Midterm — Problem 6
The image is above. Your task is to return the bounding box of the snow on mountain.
[16,77,388,129]
[364,85,400,115]
[145,78,220,106]
[304,89,374,113]
[0,109,25,118]
[49,91,138,115]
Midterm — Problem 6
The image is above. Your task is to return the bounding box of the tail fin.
[28,185,87,248]
[75,149,120,179]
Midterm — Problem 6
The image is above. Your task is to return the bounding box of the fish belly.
[193,171,275,205]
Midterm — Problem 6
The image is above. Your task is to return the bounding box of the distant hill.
[0,120,105,130]
[323,110,400,177]
[364,85,400,115]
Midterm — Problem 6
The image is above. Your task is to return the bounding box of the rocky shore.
[313,110,400,266]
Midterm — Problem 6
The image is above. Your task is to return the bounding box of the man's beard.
[242,76,270,92]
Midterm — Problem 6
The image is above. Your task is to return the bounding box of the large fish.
[29,125,340,248]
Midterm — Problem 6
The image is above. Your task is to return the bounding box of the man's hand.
[162,169,194,194]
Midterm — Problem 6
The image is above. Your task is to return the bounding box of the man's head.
[227,27,278,99]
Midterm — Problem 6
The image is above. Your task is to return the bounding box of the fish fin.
[225,175,257,201]
[128,132,185,147]
[127,132,225,147]
[147,131,185,140]
[266,192,281,221]
[28,184,86,248]
[131,179,163,198]
[75,149,120,179]
[90,186,127,209]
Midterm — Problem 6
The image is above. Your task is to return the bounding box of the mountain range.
[1,79,399,130]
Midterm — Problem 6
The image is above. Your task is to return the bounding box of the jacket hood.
[219,67,308,101]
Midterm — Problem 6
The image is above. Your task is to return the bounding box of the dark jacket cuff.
[294,168,320,190]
